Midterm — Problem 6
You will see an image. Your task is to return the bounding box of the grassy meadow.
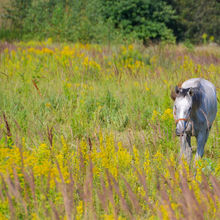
[0,40,219,219]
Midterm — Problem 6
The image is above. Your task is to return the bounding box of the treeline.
[1,0,219,44]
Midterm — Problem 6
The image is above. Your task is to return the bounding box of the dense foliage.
[1,0,219,43]
[165,0,220,43]
[101,0,176,43]
[0,41,219,219]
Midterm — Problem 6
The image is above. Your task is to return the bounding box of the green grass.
[0,43,219,156]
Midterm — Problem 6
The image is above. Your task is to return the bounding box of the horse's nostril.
[176,129,180,136]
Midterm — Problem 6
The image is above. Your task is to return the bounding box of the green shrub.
[1,0,177,43]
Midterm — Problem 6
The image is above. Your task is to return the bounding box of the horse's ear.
[188,87,194,96]
[171,86,179,101]
[175,86,180,94]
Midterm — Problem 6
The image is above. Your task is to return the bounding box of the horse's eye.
[189,107,192,112]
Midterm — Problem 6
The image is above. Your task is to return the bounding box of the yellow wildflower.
[151,110,159,121]
[161,108,173,121]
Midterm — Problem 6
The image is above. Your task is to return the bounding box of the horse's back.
[182,78,214,90]
[182,78,216,98]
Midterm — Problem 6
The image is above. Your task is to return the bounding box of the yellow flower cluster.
[151,108,173,121]
[1,42,105,78]
[83,56,101,72]
[120,44,134,55]
[124,59,144,71]
[161,108,173,121]
[28,47,54,55]
[151,109,159,121]
[0,133,219,219]
[180,56,195,74]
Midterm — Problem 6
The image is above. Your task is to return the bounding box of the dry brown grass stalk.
[200,173,215,204]
[113,62,119,77]
[22,169,38,211]
[140,130,146,147]
[41,171,52,218]
[121,175,141,214]
[214,119,219,149]
[210,175,220,199]
[2,112,13,146]
[179,173,204,220]
[107,170,132,219]
[78,146,85,174]
[160,175,176,203]
[55,160,73,220]
[50,200,60,220]
[135,168,152,209]
[30,169,37,208]
[158,168,220,220]
[47,126,53,149]
[46,171,51,195]
[97,176,108,213]
[83,159,97,220]
[13,119,22,133]
[32,79,42,97]
[148,122,158,147]
[6,171,28,215]
[0,174,15,219]
[105,169,118,219]
[88,137,92,151]
[160,190,177,220]
[0,71,8,79]
[2,113,11,137]
[67,160,75,215]
[18,144,32,206]
[0,182,4,200]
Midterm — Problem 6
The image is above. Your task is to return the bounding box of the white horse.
[171,78,217,164]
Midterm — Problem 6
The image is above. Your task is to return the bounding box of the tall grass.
[0,41,219,219]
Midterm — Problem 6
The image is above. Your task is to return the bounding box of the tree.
[166,0,220,43]
[100,0,177,43]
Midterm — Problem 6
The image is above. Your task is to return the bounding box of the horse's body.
[172,78,217,163]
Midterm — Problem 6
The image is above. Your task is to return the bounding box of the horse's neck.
[192,89,202,110]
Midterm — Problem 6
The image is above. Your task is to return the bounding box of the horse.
[171,78,217,164]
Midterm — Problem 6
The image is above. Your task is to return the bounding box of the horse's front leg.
[195,129,209,160]
[180,133,192,164]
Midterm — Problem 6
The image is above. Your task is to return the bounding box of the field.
[0,40,219,219]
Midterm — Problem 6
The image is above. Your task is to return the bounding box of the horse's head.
[171,86,194,136]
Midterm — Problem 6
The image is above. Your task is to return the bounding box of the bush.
[166,0,220,43]
[101,0,176,43]
[2,0,177,43]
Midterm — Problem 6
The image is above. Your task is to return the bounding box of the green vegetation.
[0,2,219,218]
[0,41,219,219]
[1,0,219,43]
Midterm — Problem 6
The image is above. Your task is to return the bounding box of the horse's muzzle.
[176,128,185,136]
[176,120,187,136]
[176,129,181,136]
